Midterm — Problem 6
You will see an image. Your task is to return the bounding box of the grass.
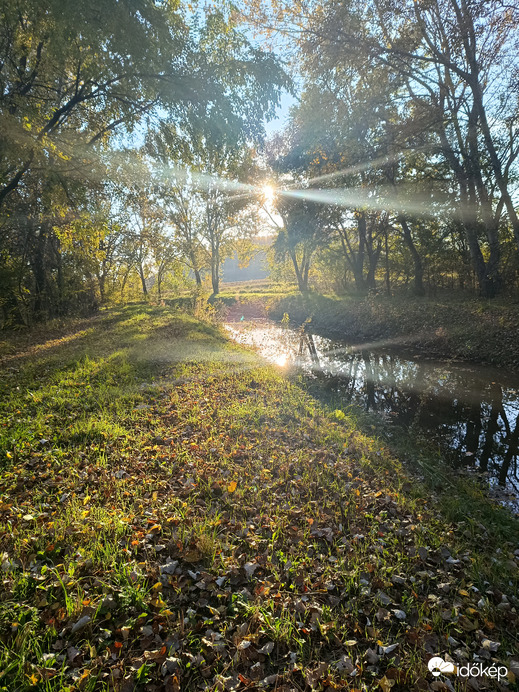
[218,279,299,300]
[0,304,517,691]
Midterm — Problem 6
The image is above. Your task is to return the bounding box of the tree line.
[2,0,519,328]
[0,0,286,325]
[247,0,519,298]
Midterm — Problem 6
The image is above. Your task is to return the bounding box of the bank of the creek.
[265,293,519,372]
[225,317,519,512]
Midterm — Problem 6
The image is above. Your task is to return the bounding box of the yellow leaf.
[227,481,237,493]
[378,676,395,692]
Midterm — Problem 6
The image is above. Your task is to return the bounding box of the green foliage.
[0,1,288,324]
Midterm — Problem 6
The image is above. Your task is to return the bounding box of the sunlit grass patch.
[0,304,517,691]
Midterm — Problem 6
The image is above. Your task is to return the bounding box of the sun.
[261,183,276,205]
[275,353,288,367]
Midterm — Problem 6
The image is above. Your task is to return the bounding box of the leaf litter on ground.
[0,305,517,691]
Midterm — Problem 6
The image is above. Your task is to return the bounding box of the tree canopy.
[0,0,289,322]
[2,0,519,325]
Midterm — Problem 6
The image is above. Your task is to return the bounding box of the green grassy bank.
[266,293,519,371]
[0,305,517,691]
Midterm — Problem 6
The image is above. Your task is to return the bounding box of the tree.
[264,83,427,294]
[0,1,289,204]
[125,183,167,297]
[0,166,101,323]
[162,178,207,288]
[0,0,186,208]
[156,123,265,296]
[272,197,323,292]
[243,0,519,296]
[0,1,289,322]
[200,144,259,296]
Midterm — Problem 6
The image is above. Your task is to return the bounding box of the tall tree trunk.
[462,219,490,296]
[190,253,202,287]
[98,272,106,303]
[302,249,311,292]
[398,216,425,296]
[364,219,378,291]
[463,21,519,250]
[434,100,497,296]
[157,263,165,301]
[210,235,220,295]
[211,269,219,295]
[458,182,498,298]
[466,98,502,295]
[120,266,132,296]
[54,235,64,316]
[211,259,219,295]
[288,247,310,293]
[31,224,48,319]
[289,248,306,292]
[365,248,381,291]
[138,262,148,296]
[485,235,501,298]
[336,225,363,291]
[385,227,391,296]
[354,212,366,292]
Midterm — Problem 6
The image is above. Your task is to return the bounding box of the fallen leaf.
[71,615,91,634]
[378,675,395,691]
[258,642,274,655]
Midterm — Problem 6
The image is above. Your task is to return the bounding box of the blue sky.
[264,90,297,135]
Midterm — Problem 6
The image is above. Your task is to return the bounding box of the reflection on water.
[225,320,519,505]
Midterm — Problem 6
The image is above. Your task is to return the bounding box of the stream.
[225,318,519,510]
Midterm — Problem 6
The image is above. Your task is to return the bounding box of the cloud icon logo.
[428,657,455,677]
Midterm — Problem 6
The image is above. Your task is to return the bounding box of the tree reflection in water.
[225,321,519,500]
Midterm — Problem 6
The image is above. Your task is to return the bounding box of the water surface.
[225,319,519,508]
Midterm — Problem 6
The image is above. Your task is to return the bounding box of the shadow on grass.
[297,371,519,566]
